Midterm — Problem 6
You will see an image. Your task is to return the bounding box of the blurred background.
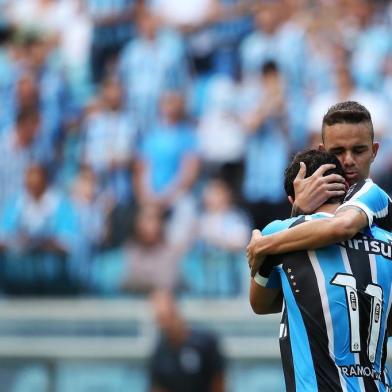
[0,0,391,390]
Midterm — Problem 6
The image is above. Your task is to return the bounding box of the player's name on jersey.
[339,364,383,381]
[339,237,392,259]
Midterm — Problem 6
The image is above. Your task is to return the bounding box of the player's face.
[320,122,379,186]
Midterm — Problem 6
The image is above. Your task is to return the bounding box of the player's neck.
[314,202,340,215]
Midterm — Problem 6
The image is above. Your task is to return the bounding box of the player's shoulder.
[345,178,390,202]
[261,216,306,235]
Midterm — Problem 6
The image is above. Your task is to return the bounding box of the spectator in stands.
[82,76,138,204]
[0,107,44,211]
[0,29,19,134]
[302,10,340,100]
[6,0,91,99]
[6,1,91,113]
[199,178,250,252]
[119,9,187,132]
[0,71,39,136]
[8,70,66,155]
[9,35,68,164]
[240,60,290,230]
[150,0,229,75]
[196,75,245,193]
[0,0,391,301]
[134,90,199,211]
[91,202,189,295]
[151,0,253,76]
[239,1,305,91]
[307,59,388,149]
[306,57,390,183]
[69,165,107,287]
[121,204,187,293]
[0,163,77,293]
[211,0,253,76]
[182,177,250,296]
[149,290,225,392]
[15,72,39,110]
[56,0,93,110]
[348,0,391,90]
[99,200,136,250]
[6,0,75,38]
[1,51,66,165]
[86,0,142,83]
[239,1,308,148]
[185,1,253,117]
[0,163,76,254]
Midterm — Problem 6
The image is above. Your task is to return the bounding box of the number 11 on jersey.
[331,273,383,363]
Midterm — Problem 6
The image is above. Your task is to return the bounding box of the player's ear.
[371,142,379,162]
[318,143,326,152]
[288,196,294,205]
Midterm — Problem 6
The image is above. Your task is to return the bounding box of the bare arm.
[249,278,283,314]
[248,206,368,277]
[242,82,286,134]
[242,96,284,134]
[133,158,153,204]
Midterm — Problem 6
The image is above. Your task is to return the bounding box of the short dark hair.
[321,101,374,141]
[261,60,279,76]
[284,149,345,204]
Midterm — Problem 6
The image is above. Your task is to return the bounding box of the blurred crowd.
[0,0,391,296]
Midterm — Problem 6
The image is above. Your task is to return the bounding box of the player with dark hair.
[294,100,378,214]
[247,100,392,274]
[250,149,392,392]
[321,101,374,142]
[283,150,345,206]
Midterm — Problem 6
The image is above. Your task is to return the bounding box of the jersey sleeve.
[253,266,281,289]
[254,218,301,289]
[261,217,301,236]
[337,179,392,230]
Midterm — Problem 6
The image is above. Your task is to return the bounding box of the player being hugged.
[250,149,392,392]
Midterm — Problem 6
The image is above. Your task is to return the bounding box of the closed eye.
[353,147,368,154]
[329,148,344,155]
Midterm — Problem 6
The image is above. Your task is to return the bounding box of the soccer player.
[250,149,392,391]
[247,101,392,275]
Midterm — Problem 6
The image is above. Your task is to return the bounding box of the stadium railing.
[0,297,283,391]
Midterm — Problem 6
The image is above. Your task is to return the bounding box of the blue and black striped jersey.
[338,179,392,232]
[260,212,392,392]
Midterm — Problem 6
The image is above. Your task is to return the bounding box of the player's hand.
[247,230,267,278]
[293,162,346,214]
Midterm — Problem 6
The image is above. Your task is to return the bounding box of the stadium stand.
[0,0,392,390]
